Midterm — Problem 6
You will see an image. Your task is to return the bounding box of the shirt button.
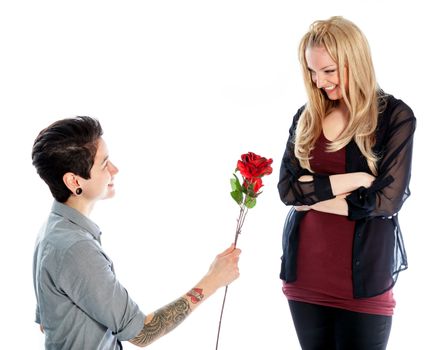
[355,260,360,266]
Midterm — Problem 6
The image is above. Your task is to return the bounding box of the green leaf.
[231,190,243,205]
[244,196,257,209]
[230,176,242,192]
[230,178,237,191]
[233,173,242,188]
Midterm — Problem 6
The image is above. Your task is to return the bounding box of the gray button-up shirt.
[33,201,145,350]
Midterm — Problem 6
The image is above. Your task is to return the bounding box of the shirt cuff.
[313,174,334,201]
[114,310,146,341]
[346,187,374,220]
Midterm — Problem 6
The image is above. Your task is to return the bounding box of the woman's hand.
[203,244,241,292]
[359,172,376,188]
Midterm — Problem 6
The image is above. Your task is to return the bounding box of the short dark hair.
[32,116,103,202]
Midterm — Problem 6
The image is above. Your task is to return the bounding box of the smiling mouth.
[324,85,336,91]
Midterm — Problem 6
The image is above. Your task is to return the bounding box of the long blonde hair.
[296,16,383,175]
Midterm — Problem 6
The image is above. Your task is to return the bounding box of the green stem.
[215,201,249,349]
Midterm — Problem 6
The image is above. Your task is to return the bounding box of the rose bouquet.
[215,152,273,349]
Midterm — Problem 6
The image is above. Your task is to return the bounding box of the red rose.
[243,177,263,194]
[237,152,273,179]
[221,151,273,347]
[230,151,273,207]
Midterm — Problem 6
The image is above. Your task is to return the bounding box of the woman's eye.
[325,69,336,74]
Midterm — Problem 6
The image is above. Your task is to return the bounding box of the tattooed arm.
[129,244,241,347]
[129,296,192,346]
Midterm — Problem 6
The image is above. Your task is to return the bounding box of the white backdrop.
[1,0,442,349]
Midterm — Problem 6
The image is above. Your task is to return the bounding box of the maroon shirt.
[283,132,395,316]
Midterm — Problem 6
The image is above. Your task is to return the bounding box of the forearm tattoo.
[186,288,204,304]
[131,298,191,346]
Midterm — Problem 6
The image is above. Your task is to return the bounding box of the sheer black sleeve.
[278,106,335,206]
[346,99,416,220]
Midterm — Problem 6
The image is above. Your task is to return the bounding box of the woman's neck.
[64,197,95,217]
[336,98,349,114]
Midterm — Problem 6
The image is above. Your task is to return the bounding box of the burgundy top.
[283,132,396,316]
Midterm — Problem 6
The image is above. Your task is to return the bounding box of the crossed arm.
[281,101,415,219]
[295,172,375,216]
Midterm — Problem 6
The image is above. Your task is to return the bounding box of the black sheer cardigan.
[278,94,416,298]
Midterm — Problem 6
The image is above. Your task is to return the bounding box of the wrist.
[195,275,218,299]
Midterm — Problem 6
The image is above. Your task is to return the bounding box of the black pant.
[288,300,392,350]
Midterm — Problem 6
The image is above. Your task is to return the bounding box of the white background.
[0,0,442,349]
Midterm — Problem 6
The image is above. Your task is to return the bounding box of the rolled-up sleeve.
[58,240,145,341]
[278,106,335,206]
[346,101,416,220]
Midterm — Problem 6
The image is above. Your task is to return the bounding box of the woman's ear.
[63,172,80,195]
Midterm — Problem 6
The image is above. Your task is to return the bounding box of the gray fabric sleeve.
[35,304,41,324]
[57,240,145,341]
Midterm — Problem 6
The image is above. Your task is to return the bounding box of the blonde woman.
[278,17,415,350]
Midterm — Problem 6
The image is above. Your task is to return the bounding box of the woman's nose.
[315,76,326,88]
[109,161,119,175]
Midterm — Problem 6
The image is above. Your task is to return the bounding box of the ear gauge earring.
[75,188,83,195]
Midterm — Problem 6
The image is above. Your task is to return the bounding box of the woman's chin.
[104,188,116,200]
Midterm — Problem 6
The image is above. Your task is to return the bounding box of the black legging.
[288,300,392,350]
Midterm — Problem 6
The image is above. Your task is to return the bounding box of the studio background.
[0,1,441,349]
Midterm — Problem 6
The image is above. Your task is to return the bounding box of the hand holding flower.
[215,152,272,349]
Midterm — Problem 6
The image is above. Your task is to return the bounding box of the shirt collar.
[51,201,102,242]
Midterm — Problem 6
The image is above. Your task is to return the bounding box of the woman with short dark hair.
[32,116,241,349]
